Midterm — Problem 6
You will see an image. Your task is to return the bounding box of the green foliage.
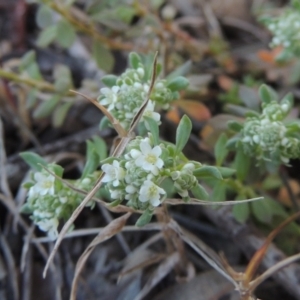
[175,115,192,154]
[19,152,47,171]
[214,133,229,166]
[92,41,115,72]
[136,209,153,227]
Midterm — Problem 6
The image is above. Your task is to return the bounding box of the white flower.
[99,86,120,110]
[28,172,55,198]
[139,180,166,206]
[37,218,59,240]
[131,141,164,175]
[143,100,161,126]
[102,160,125,186]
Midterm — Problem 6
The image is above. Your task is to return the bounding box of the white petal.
[130,149,141,159]
[152,146,162,157]
[150,197,160,207]
[140,141,151,154]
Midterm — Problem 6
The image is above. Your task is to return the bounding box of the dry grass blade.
[128,51,158,134]
[245,210,300,284]
[32,223,162,243]
[0,234,19,300]
[249,252,300,293]
[133,252,180,300]
[170,220,239,290]
[165,197,263,205]
[70,90,128,137]
[70,212,131,300]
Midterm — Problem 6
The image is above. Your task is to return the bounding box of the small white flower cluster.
[101,137,199,209]
[98,55,180,130]
[24,167,97,239]
[240,100,300,164]
[264,8,300,57]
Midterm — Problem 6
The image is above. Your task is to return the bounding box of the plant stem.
[0,68,74,96]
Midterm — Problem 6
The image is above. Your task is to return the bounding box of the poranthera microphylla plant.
[21,52,217,239]
[261,0,300,60]
[227,84,300,167]
[21,52,300,241]
[19,50,300,300]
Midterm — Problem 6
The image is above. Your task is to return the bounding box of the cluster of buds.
[261,1,300,58]
[228,85,300,165]
[101,135,200,210]
[23,165,98,239]
[98,52,188,130]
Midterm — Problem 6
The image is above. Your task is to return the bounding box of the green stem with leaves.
[41,0,137,51]
[0,68,74,96]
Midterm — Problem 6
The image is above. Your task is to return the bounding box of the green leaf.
[93,136,108,161]
[102,75,118,87]
[56,19,76,48]
[233,201,249,223]
[211,180,226,201]
[26,89,38,109]
[214,133,228,166]
[167,76,189,91]
[19,51,43,80]
[135,209,153,227]
[26,62,43,80]
[50,164,64,177]
[115,6,136,24]
[36,5,53,28]
[234,146,250,182]
[109,199,123,207]
[175,115,192,154]
[82,141,99,178]
[144,116,159,145]
[37,25,57,48]
[99,116,111,130]
[238,85,260,111]
[259,84,278,104]
[227,120,243,132]
[194,166,223,180]
[33,95,60,119]
[53,65,73,93]
[262,175,281,190]
[191,184,209,200]
[52,102,72,127]
[166,60,192,81]
[19,152,47,171]
[281,92,294,108]
[20,51,36,70]
[226,136,239,150]
[216,167,236,178]
[92,41,114,72]
[251,199,272,224]
[129,52,141,69]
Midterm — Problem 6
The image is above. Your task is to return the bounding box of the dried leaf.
[278,180,300,207]
[70,213,131,300]
[217,75,235,91]
[175,100,211,122]
[134,252,180,300]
